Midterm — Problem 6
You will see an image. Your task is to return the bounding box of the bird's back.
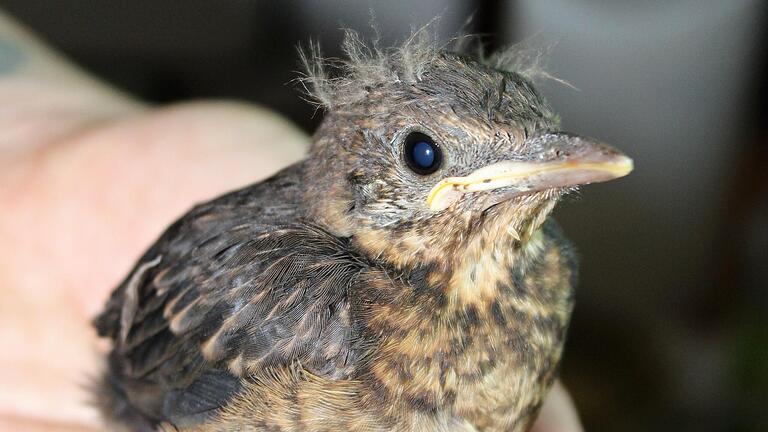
[93,161,366,430]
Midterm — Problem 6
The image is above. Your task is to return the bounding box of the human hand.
[0,9,582,431]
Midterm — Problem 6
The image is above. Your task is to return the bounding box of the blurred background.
[2,1,766,431]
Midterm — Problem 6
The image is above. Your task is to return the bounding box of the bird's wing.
[93,163,366,426]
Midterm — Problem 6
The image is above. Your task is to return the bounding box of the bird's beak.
[426,133,633,211]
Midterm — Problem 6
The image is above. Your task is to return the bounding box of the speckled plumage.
[94,29,630,432]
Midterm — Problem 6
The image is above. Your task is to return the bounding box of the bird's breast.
[358,222,576,431]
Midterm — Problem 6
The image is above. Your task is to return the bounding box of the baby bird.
[93,30,632,432]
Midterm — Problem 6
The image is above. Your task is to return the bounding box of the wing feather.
[93,163,367,426]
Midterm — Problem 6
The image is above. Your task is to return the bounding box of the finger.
[0,415,101,432]
[0,101,308,428]
[530,380,584,432]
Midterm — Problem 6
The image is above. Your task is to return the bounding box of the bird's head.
[302,31,632,269]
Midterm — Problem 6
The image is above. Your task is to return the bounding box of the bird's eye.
[403,132,442,175]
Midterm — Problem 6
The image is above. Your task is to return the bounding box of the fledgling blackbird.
[93,30,632,432]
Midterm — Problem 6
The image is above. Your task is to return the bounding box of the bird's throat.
[352,194,559,306]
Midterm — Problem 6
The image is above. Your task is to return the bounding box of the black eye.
[404,132,442,175]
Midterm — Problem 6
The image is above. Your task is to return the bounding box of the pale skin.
[0,10,582,432]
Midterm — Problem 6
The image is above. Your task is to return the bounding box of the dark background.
[3,1,766,431]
